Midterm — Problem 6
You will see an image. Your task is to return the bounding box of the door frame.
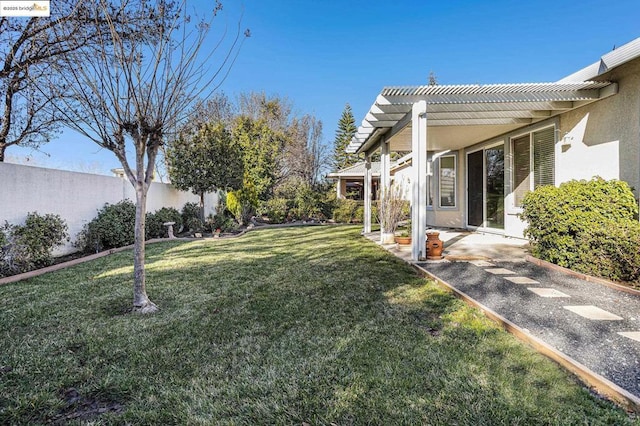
[465,141,505,233]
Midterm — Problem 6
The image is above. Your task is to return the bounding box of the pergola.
[347,81,618,260]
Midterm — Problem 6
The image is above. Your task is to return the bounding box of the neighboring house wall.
[0,162,218,256]
[390,166,412,201]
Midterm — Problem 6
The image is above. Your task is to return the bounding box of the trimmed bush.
[76,200,136,253]
[0,213,68,276]
[520,177,637,266]
[576,221,640,283]
[520,177,640,283]
[146,207,182,239]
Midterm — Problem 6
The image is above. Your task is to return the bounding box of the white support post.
[336,178,343,199]
[379,137,390,242]
[363,154,372,234]
[411,101,428,261]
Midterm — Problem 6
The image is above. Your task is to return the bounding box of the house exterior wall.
[436,57,640,239]
[558,58,640,193]
[0,162,218,256]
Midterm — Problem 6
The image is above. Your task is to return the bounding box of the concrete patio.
[363,228,530,263]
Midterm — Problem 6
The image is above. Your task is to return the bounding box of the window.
[512,127,555,207]
[439,155,456,207]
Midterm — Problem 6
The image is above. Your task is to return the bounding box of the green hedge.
[146,207,182,239]
[520,177,640,283]
[1,212,68,276]
[76,200,137,252]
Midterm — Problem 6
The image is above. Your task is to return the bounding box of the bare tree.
[53,0,248,313]
[284,115,328,186]
[0,1,98,161]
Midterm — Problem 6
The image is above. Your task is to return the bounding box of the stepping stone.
[485,268,515,275]
[505,276,540,284]
[469,260,495,267]
[618,332,640,342]
[563,305,623,321]
[527,287,570,298]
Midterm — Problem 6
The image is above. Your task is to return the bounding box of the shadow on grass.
[0,226,634,424]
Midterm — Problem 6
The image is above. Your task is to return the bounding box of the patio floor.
[363,228,530,263]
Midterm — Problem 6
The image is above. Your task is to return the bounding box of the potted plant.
[378,181,407,244]
[395,220,412,245]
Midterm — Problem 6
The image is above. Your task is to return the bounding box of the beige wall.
[0,163,218,255]
[558,58,640,193]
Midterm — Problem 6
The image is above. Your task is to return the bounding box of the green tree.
[332,103,359,171]
[167,122,244,218]
[232,116,285,201]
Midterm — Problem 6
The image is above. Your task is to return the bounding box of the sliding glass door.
[467,145,504,230]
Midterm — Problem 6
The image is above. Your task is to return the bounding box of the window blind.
[512,135,530,207]
[533,127,555,188]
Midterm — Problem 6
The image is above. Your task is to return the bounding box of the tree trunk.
[199,192,205,222]
[0,146,4,162]
[132,182,158,314]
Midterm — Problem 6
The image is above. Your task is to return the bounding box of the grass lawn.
[0,226,636,425]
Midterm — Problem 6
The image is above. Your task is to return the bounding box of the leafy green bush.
[181,202,203,232]
[263,197,289,223]
[76,200,136,253]
[575,221,640,283]
[520,177,637,267]
[146,207,182,239]
[209,213,236,232]
[0,213,68,276]
[333,199,360,223]
[227,186,257,225]
[520,177,640,283]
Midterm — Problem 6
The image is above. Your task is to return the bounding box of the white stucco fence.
[0,162,218,255]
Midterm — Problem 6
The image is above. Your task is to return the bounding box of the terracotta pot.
[426,231,444,260]
[395,235,412,245]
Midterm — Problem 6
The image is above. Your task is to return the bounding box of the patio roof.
[326,161,381,178]
[346,80,617,154]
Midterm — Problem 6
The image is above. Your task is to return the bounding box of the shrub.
[0,213,68,276]
[227,187,257,225]
[182,202,203,232]
[76,200,136,253]
[575,221,640,283]
[520,177,638,267]
[333,199,360,223]
[146,207,182,239]
[263,197,289,223]
[209,213,236,232]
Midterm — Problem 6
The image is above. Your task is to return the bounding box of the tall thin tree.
[332,103,358,171]
[52,0,249,313]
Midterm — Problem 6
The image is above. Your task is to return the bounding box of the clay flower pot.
[395,235,412,245]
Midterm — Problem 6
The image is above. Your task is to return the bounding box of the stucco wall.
[558,58,640,193]
[0,163,218,255]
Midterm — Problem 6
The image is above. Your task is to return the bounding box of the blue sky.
[9,0,640,174]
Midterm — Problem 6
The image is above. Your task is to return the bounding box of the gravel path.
[416,259,640,399]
